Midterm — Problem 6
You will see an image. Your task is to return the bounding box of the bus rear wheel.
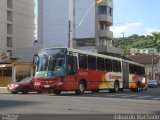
[75,81,85,95]
[111,81,119,93]
[135,83,141,92]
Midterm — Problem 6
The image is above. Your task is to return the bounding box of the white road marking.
[150,97,160,100]
[121,94,139,97]
[136,96,153,99]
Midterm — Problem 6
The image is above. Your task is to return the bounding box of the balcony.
[96,45,124,55]
[99,14,113,25]
[99,30,113,39]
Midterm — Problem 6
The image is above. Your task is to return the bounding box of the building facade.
[0,0,35,56]
[129,48,158,55]
[38,0,123,55]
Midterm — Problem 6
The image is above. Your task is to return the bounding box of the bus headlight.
[34,82,41,86]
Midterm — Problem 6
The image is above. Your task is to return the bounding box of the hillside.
[112,32,160,53]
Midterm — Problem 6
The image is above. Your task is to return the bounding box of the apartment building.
[38,0,123,56]
[0,0,35,57]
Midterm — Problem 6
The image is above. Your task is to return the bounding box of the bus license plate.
[44,85,50,88]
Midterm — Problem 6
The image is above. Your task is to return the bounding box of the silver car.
[148,80,159,88]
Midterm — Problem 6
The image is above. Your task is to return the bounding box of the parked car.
[7,77,42,94]
[148,80,159,88]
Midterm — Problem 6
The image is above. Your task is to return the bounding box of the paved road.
[82,87,160,101]
[0,87,160,115]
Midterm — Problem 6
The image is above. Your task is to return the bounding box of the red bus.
[33,47,147,95]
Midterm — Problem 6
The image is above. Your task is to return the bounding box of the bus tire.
[109,89,114,93]
[119,88,124,92]
[75,81,85,95]
[53,90,61,95]
[12,91,18,94]
[113,81,119,93]
[47,88,53,94]
[135,83,141,92]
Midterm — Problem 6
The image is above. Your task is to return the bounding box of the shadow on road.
[0,100,42,110]
[47,88,160,101]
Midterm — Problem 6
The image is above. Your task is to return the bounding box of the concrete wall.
[12,0,35,49]
[0,0,34,53]
[38,0,96,48]
[75,0,95,39]
[0,0,7,52]
[12,47,40,62]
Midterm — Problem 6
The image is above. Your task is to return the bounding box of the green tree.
[152,32,160,51]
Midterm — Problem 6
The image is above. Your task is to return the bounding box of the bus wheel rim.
[80,84,84,92]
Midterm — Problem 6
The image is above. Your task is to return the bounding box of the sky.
[111,0,160,37]
[34,0,160,38]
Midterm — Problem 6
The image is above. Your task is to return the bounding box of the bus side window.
[88,56,96,70]
[112,60,119,72]
[129,64,135,74]
[67,55,77,75]
[142,67,145,75]
[118,61,121,72]
[79,54,87,69]
[105,58,112,72]
[97,57,105,71]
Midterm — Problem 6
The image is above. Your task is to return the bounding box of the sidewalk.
[0,87,9,94]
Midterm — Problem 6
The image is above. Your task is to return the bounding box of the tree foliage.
[113,32,160,53]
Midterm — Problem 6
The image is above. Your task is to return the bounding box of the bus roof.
[67,48,144,67]
[40,47,145,67]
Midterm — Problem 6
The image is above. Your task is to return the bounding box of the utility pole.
[73,0,76,48]
[68,20,71,48]
[68,0,76,48]
[122,32,125,38]
[151,50,155,80]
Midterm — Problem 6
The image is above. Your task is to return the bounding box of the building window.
[0,67,12,77]
[7,11,12,21]
[7,37,12,48]
[7,24,12,34]
[107,6,113,16]
[99,5,107,14]
[7,0,12,9]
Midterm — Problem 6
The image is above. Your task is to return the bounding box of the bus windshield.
[35,48,66,77]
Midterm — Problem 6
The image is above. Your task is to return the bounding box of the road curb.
[0,87,8,93]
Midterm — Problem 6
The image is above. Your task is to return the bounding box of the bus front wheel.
[53,90,61,95]
[75,81,85,95]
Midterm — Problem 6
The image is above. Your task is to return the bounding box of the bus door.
[122,61,129,89]
[65,53,78,90]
